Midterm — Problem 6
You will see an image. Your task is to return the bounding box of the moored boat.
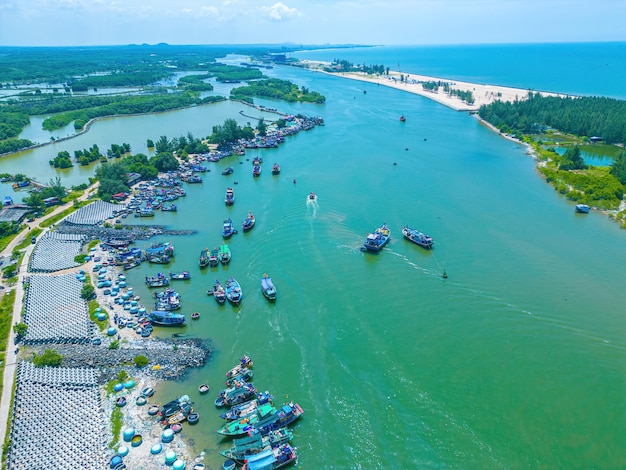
[225,277,243,304]
[249,402,304,436]
[222,218,238,238]
[209,247,220,267]
[401,226,434,248]
[222,167,234,175]
[145,273,170,287]
[219,429,293,464]
[225,187,235,205]
[219,391,273,421]
[215,381,257,408]
[199,383,210,394]
[240,444,297,470]
[362,223,390,252]
[218,244,231,264]
[575,203,590,213]
[216,403,276,436]
[199,248,210,268]
[226,355,254,379]
[169,271,191,280]
[242,212,255,231]
[261,274,276,301]
[271,163,280,175]
[211,280,227,304]
[148,310,186,326]
[252,164,262,177]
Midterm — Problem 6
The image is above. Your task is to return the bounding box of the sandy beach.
[301,60,568,112]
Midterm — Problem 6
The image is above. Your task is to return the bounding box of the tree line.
[230,78,325,104]
[478,93,626,144]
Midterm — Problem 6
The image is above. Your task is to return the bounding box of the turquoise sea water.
[4,44,626,468]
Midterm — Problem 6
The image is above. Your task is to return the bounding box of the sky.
[0,0,625,47]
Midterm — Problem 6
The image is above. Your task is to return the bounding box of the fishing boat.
[219,429,293,463]
[222,167,234,176]
[261,274,276,301]
[148,242,175,257]
[199,383,210,394]
[169,271,191,280]
[271,163,280,175]
[216,403,277,436]
[148,310,186,326]
[308,192,317,201]
[12,180,30,189]
[225,187,235,205]
[242,212,255,231]
[199,248,210,268]
[224,369,255,388]
[240,444,297,470]
[252,164,262,177]
[575,203,590,213]
[145,273,169,287]
[400,115,406,122]
[161,203,177,211]
[401,226,434,248]
[147,253,170,264]
[219,391,273,421]
[218,244,231,264]
[362,223,390,252]
[3,196,13,206]
[209,247,220,267]
[225,277,243,304]
[222,218,238,238]
[211,280,227,305]
[226,355,254,379]
[248,402,304,437]
[215,381,257,408]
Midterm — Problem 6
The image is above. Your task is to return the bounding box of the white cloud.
[259,2,301,21]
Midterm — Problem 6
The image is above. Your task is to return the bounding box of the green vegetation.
[50,150,74,168]
[0,222,22,252]
[478,93,626,144]
[0,290,17,352]
[80,283,95,301]
[39,206,76,227]
[33,349,63,367]
[109,340,120,350]
[74,254,88,264]
[178,75,214,92]
[231,78,325,104]
[207,118,254,149]
[88,300,108,331]
[325,59,387,75]
[133,355,149,368]
[15,228,42,251]
[13,322,27,339]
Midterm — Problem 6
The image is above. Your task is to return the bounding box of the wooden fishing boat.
[148,310,186,326]
[252,163,261,177]
[169,271,191,280]
[219,391,273,421]
[222,218,238,238]
[209,247,219,267]
[240,444,297,470]
[219,429,293,464]
[145,273,169,287]
[261,274,276,301]
[225,187,235,205]
[215,381,258,409]
[242,212,255,231]
[199,248,210,268]
[362,223,390,252]
[225,355,254,379]
[225,277,243,304]
[271,163,280,175]
[211,280,227,305]
[216,403,277,436]
[401,225,434,248]
[218,244,231,264]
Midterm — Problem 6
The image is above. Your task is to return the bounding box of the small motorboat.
[208,247,219,267]
[575,203,590,213]
[400,115,406,122]
[191,312,200,320]
[225,277,243,304]
[261,273,277,301]
[222,167,234,176]
[252,164,261,177]
[199,383,210,394]
[222,218,238,238]
[308,192,317,201]
[271,163,280,175]
[212,280,227,304]
[169,271,191,280]
[225,187,235,205]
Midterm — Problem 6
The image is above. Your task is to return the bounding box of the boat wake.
[306,195,318,217]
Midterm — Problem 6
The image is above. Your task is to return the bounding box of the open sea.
[4,43,626,468]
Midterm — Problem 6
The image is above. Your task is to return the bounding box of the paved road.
[0,184,98,444]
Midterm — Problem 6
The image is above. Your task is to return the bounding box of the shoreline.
[300,60,570,112]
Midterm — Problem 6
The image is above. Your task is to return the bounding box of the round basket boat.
[142,386,155,397]
[136,396,147,406]
[114,383,124,392]
[173,460,186,470]
[164,451,177,465]
[150,443,163,455]
[122,428,135,442]
[162,429,175,443]
[115,396,127,407]
[198,384,209,394]
[191,312,200,320]
[116,446,129,457]
[222,459,236,470]
[187,412,199,425]
[148,405,160,416]
[130,434,142,447]
[110,455,123,469]
[170,423,182,434]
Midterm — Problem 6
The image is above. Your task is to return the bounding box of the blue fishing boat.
[225,277,243,304]
[148,310,185,326]
[362,223,390,252]
[245,402,304,437]
[252,164,262,177]
[145,273,169,287]
[222,218,238,238]
[209,247,220,267]
[261,274,276,301]
[401,226,434,248]
[199,248,210,268]
[219,391,273,421]
[575,203,590,213]
[219,429,293,463]
[241,444,297,470]
[271,163,281,175]
[169,271,191,280]
[225,187,235,205]
[210,280,227,304]
[242,212,255,231]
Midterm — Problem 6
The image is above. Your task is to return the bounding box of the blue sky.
[0,0,624,46]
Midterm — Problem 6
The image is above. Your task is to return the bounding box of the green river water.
[4,65,626,469]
